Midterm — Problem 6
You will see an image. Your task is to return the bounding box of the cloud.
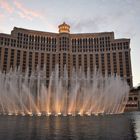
[0,0,45,21]
[0,13,5,23]
[71,20,100,33]
[64,16,108,33]
[17,11,32,21]
[0,13,4,18]
[0,28,3,33]
[13,0,44,21]
[0,0,14,14]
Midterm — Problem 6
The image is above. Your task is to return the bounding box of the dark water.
[0,112,140,140]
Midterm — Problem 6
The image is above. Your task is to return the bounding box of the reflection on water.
[132,112,140,139]
[0,113,139,140]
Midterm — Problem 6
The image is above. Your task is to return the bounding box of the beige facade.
[125,87,140,111]
[0,22,133,87]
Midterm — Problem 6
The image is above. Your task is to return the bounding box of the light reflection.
[132,112,140,139]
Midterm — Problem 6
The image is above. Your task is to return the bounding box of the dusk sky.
[0,0,140,86]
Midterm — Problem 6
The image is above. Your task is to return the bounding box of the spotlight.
[8,113,13,116]
[37,112,42,116]
[68,112,72,115]
[57,112,61,116]
[28,112,33,116]
[21,112,25,116]
[78,112,83,116]
[85,112,91,116]
[46,112,51,116]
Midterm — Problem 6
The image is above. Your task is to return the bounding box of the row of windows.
[72,37,110,45]
[0,44,128,52]
[0,37,129,52]
[0,47,131,76]
[0,47,130,59]
[17,33,57,44]
[0,37,16,47]
[71,45,128,52]
[59,37,69,51]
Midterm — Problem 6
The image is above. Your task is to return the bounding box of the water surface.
[0,112,139,140]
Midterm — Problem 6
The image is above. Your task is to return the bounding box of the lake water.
[0,112,140,140]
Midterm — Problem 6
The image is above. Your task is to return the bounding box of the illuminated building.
[0,22,133,87]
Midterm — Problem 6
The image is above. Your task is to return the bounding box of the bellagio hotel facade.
[0,22,133,87]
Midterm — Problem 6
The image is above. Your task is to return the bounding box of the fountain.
[0,65,129,116]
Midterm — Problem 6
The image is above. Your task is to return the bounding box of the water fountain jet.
[0,65,129,116]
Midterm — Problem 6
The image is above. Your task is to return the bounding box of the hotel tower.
[0,22,133,87]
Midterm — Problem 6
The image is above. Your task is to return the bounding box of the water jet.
[0,65,129,116]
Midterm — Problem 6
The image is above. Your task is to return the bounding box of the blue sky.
[0,0,140,86]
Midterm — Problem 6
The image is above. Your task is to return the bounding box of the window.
[10,49,15,67]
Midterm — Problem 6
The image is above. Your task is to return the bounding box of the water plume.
[0,65,129,116]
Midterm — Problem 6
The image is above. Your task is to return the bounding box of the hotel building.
[0,22,133,87]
